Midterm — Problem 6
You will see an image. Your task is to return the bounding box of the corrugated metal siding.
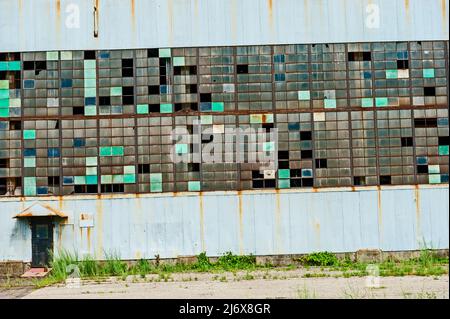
[0,0,448,52]
[0,185,448,261]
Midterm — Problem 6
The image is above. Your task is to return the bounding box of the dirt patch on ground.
[22,269,449,299]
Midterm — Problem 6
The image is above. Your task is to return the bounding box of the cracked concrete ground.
[19,269,449,299]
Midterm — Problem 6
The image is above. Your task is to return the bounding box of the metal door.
[31,219,53,267]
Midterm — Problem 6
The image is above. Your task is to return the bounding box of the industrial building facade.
[0,0,448,268]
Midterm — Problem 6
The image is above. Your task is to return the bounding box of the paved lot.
[21,270,449,299]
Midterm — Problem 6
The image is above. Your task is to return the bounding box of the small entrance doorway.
[31,218,54,268]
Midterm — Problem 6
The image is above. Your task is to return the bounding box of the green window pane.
[324,99,336,108]
[0,80,9,89]
[439,145,449,156]
[84,88,96,98]
[176,144,188,154]
[61,51,73,60]
[375,97,388,107]
[86,157,98,166]
[124,165,135,174]
[212,102,224,112]
[429,174,441,184]
[84,79,96,88]
[110,87,122,96]
[112,146,124,156]
[100,147,112,156]
[0,99,9,107]
[24,177,36,186]
[137,104,149,114]
[298,90,310,100]
[86,175,98,185]
[160,103,173,113]
[74,176,86,185]
[264,114,274,123]
[201,115,212,124]
[385,69,398,79]
[113,174,124,183]
[159,48,171,57]
[84,60,96,69]
[24,186,36,196]
[24,157,36,167]
[101,175,112,184]
[84,106,97,116]
[428,165,440,174]
[361,98,373,107]
[423,68,435,78]
[150,173,163,183]
[278,169,290,179]
[278,179,290,189]
[173,57,185,66]
[150,183,162,192]
[46,51,59,61]
[124,174,136,183]
[188,181,201,191]
[0,62,7,71]
[0,89,9,99]
[84,69,96,79]
[23,130,36,139]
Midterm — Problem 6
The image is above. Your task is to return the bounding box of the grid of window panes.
[0,40,448,197]
[273,44,310,110]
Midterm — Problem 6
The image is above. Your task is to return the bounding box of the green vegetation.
[297,251,338,266]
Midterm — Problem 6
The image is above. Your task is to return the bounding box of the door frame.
[30,217,54,268]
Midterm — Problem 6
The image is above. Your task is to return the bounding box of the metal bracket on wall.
[93,2,99,38]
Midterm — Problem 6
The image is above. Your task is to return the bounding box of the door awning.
[14,202,68,219]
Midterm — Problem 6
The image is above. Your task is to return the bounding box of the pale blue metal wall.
[0,0,448,52]
[0,185,448,261]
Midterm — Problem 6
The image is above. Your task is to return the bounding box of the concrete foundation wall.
[0,185,448,263]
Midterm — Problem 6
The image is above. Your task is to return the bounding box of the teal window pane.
[423,68,435,78]
[24,177,36,186]
[298,90,310,100]
[84,69,96,79]
[173,57,185,66]
[263,141,275,152]
[0,89,9,99]
[151,183,162,192]
[302,169,313,177]
[278,169,290,179]
[428,165,440,174]
[188,181,201,191]
[110,87,122,96]
[124,165,135,174]
[86,166,97,175]
[8,61,21,71]
[429,174,441,184]
[124,174,136,183]
[112,146,124,156]
[159,48,171,57]
[439,145,449,156]
[137,104,149,114]
[0,108,9,117]
[23,130,36,139]
[84,79,96,88]
[385,69,398,79]
[176,144,188,154]
[24,186,36,196]
[278,179,290,189]
[150,173,163,183]
[84,88,96,98]
[100,147,112,156]
[84,60,96,69]
[324,99,336,108]
[0,62,7,71]
[212,102,224,112]
[86,175,98,185]
[0,99,9,107]
[375,97,388,107]
[160,103,173,113]
[361,98,373,107]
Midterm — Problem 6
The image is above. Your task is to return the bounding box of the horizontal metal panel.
[0,0,448,52]
[0,185,448,261]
